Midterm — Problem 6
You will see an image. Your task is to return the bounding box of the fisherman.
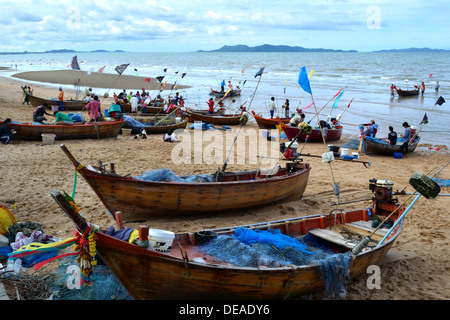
[58,87,64,111]
[33,103,53,123]
[435,81,440,93]
[207,98,215,114]
[268,97,277,119]
[363,120,378,138]
[283,99,290,118]
[289,109,305,127]
[387,126,397,145]
[400,122,411,156]
[53,111,74,125]
[221,80,225,92]
[82,95,102,122]
[0,118,16,144]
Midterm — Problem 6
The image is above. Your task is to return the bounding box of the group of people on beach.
[364,119,416,156]
[390,80,440,96]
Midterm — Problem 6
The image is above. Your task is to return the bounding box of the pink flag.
[98,65,106,73]
[303,102,314,110]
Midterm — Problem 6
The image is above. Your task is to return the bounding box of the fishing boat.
[50,177,407,300]
[184,110,243,125]
[396,88,420,97]
[210,88,241,98]
[0,119,124,141]
[185,108,226,115]
[21,87,88,110]
[252,111,290,129]
[59,144,311,220]
[142,119,188,134]
[282,123,343,142]
[363,136,420,156]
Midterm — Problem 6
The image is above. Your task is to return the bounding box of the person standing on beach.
[420,82,425,96]
[33,103,53,123]
[283,99,290,118]
[228,81,233,91]
[221,80,225,92]
[435,81,440,93]
[83,95,102,122]
[0,118,16,144]
[400,122,411,156]
[58,87,64,111]
[268,97,277,119]
[207,98,215,114]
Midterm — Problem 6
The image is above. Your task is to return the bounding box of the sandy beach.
[0,72,449,300]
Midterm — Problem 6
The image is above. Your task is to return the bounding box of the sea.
[0,51,449,146]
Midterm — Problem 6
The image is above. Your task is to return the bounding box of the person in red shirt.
[207,98,215,114]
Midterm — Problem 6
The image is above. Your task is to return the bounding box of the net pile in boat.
[51,256,132,300]
[200,227,351,299]
[135,168,215,183]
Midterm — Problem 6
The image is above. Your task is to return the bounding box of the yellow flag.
[308,70,315,79]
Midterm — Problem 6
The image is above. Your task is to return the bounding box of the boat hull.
[282,124,343,142]
[363,137,419,156]
[252,111,290,129]
[143,120,188,134]
[185,111,242,125]
[211,89,241,98]
[25,93,88,110]
[51,190,404,300]
[60,145,311,220]
[1,120,124,141]
[397,88,420,97]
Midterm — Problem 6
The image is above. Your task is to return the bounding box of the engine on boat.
[369,178,394,201]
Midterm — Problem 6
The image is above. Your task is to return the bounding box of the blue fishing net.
[135,168,215,183]
[123,115,145,133]
[200,228,351,299]
[51,256,132,300]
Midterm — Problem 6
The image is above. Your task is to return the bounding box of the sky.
[1,0,449,53]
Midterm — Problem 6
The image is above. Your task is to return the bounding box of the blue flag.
[298,66,312,94]
[332,89,345,108]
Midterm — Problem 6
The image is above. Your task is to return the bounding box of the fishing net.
[51,256,132,300]
[123,115,145,134]
[135,168,215,183]
[199,228,352,299]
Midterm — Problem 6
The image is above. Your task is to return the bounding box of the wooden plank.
[308,228,358,249]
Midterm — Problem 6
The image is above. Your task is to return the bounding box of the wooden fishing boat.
[210,88,241,98]
[396,88,420,97]
[22,87,88,110]
[0,119,124,141]
[143,120,188,134]
[60,144,311,220]
[363,137,420,156]
[184,110,242,125]
[282,123,343,142]
[252,111,290,129]
[185,108,226,115]
[51,177,406,300]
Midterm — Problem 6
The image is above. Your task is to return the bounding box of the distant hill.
[198,44,358,53]
[374,47,450,52]
[0,49,126,55]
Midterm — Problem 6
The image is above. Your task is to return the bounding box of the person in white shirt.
[130,95,139,112]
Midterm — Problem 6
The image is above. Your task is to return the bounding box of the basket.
[122,128,132,136]
[393,152,403,159]
[41,133,56,145]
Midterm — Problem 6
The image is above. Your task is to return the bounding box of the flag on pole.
[156,76,165,83]
[145,78,151,83]
[308,70,314,79]
[332,89,345,108]
[298,66,312,95]
[303,102,314,110]
[435,96,445,106]
[347,98,354,108]
[114,63,130,75]
[420,113,428,124]
[71,55,80,70]
[181,73,187,79]
[254,67,264,78]
[98,65,106,73]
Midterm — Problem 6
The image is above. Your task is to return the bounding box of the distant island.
[198,44,450,53]
[0,49,125,55]
[373,47,450,52]
[198,44,357,53]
